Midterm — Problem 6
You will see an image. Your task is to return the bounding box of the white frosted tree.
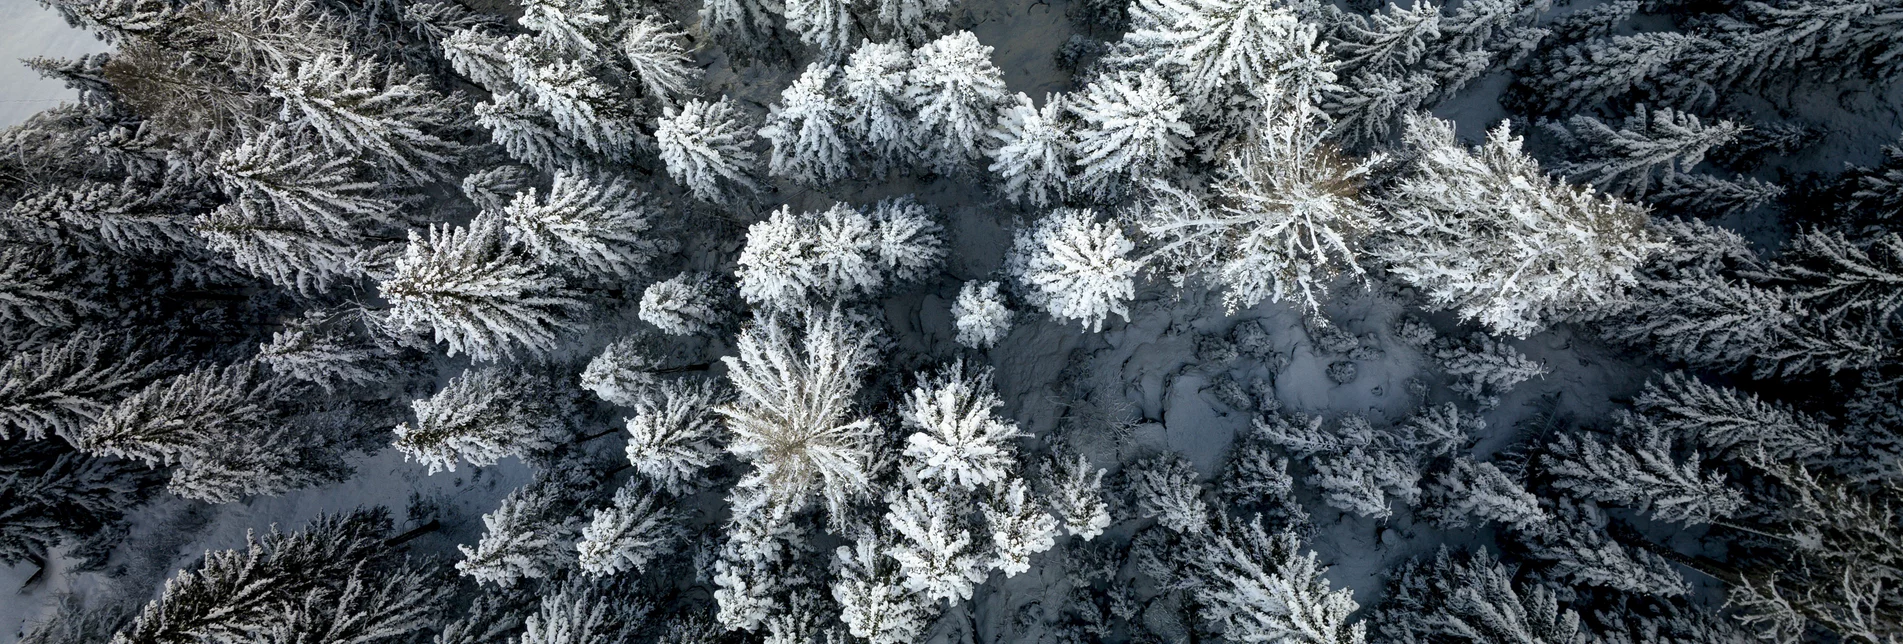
[516,579,648,644]
[784,0,854,55]
[657,98,762,204]
[640,272,729,337]
[1306,448,1421,519]
[516,0,616,55]
[501,171,670,281]
[621,16,699,105]
[1373,548,1586,644]
[265,52,463,184]
[761,63,853,186]
[1431,334,1549,410]
[712,511,806,631]
[192,200,365,295]
[457,481,580,587]
[380,214,583,361]
[869,197,948,285]
[841,41,916,173]
[1418,457,1546,529]
[1111,0,1319,127]
[1514,32,1701,114]
[1184,517,1367,644]
[1544,422,1745,526]
[699,0,780,50]
[885,484,989,603]
[576,482,682,576]
[1630,372,1835,461]
[986,93,1074,208]
[1042,451,1111,540]
[951,280,1014,349]
[719,308,882,520]
[507,45,638,162]
[832,534,935,644]
[1006,208,1141,332]
[475,91,586,172]
[210,127,394,239]
[1130,454,1210,533]
[579,336,677,407]
[737,202,944,309]
[1514,499,1690,596]
[1376,115,1663,337]
[393,366,569,474]
[982,478,1059,576]
[1069,72,1193,200]
[624,378,727,494]
[900,361,1022,490]
[1545,105,1745,197]
[906,32,1010,175]
[0,330,175,442]
[868,0,954,42]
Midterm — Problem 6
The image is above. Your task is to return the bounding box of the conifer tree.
[832,533,935,644]
[457,479,582,587]
[623,378,727,495]
[1545,106,1745,198]
[517,578,651,644]
[1634,372,1837,461]
[1544,422,1746,526]
[640,272,730,337]
[1111,0,1318,127]
[475,91,586,172]
[1373,548,1587,644]
[193,200,365,295]
[1069,72,1192,200]
[982,478,1060,576]
[0,330,178,442]
[901,361,1022,490]
[0,437,156,568]
[265,52,463,184]
[393,366,570,474]
[577,482,683,576]
[906,32,1010,176]
[1183,517,1366,644]
[380,214,584,362]
[210,127,395,239]
[508,47,639,163]
[841,41,916,173]
[1377,115,1662,337]
[987,93,1074,208]
[698,0,781,53]
[1043,451,1111,540]
[501,171,671,281]
[784,0,855,55]
[1431,334,1548,410]
[761,63,853,186]
[656,98,762,204]
[719,307,882,520]
[0,247,97,329]
[951,280,1013,349]
[257,307,397,393]
[621,16,700,106]
[1513,33,1703,114]
[1650,173,1784,218]
[885,484,989,603]
[1512,499,1690,596]
[1419,457,1546,529]
[579,336,680,407]
[1006,208,1141,332]
[1130,454,1209,533]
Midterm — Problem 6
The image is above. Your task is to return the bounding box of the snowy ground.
[0,1,109,128]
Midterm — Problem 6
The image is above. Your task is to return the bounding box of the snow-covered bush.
[951,280,1013,349]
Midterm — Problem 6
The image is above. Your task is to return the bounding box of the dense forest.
[0,0,1899,641]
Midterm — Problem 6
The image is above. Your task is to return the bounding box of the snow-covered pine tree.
[0,437,155,568]
[869,197,947,285]
[1182,516,1366,644]
[623,377,727,495]
[986,93,1074,208]
[951,280,1014,349]
[1698,0,1903,86]
[761,63,853,186]
[1512,32,1703,114]
[443,27,516,91]
[1129,453,1210,533]
[8,181,196,256]
[1042,451,1111,540]
[1630,372,1835,461]
[901,361,1022,490]
[867,0,954,43]
[1006,208,1141,332]
[1419,457,1546,529]
[1377,115,1662,337]
[502,171,671,281]
[192,200,365,295]
[1763,229,1903,330]
[265,52,463,185]
[580,335,700,407]
[640,271,730,337]
[1134,109,1380,313]
[577,481,683,576]
[1511,499,1690,596]
[1306,447,1421,518]
[841,41,915,173]
[698,0,781,56]
[393,366,569,474]
[1650,173,1784,218]
[784,0,855,55]
[621,16,699,106]
[506,43,639,163]
[1544,422,1746,526]
[1372,548,1586,644]
[475,91,587,172]
[1326,1,1441,77]
[1430,334,1548,410]
[656,98,763,204]
[1597,218,1797,374]
[1111,0,1316,132]
[982,478,1060,576]
[832,533,935,644]
[737,202,945,309]
[380,213,584,362]
[884,484,990,603]
[257,306,397,393]
[1069,72,1192,201]
[516,0,617,55]
[517,581,651,644]
[457,479,583,587]
[0,330,177,441]
[719,307,882,521]
[112,510,450,644]
[906,31,1010,176]
[1217,431,1310,528]
[210,126,395,239]
[0,247,97,329]
[1544,105,1745,198]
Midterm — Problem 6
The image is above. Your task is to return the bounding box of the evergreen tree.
[0,437,156,568]
[906,32,1010,175]
[761,63,853,186]
[380,214,584,362]
[1419,457,1546,529]
[1513,33,1703,114]
[507,45,639,163]
[1631,372,1836,461]
[950,280,1014,349]
[832,533,935,644]
[193,200,365,295]
[621,16,700,106]
[1544,106,1745,198]
[210,127,395,239]
[623,377,727,495]
[1373,548,1587,644]
[257,307,398,393]
[475,91,587,172]
[885,483,989,603]
[1544,422,1746,526]
[1182,516,1366,644]
[640,271,730,337]
[1512,499,1690,596]
[1377,115,1662,337]
[1650,173,1785,218]
[0,330,178,441]
[656,98,763,204]
[1043,451,1112,540]
[719,307,882,520]
[501,171,671,281]
[457,479,582,587]
[0,247,98,329]
[982,478,1060,576]
[986,93,1074,208]
[1111,0,1319,129]
[518,578,651,644]
[393,366,570,474]
[265,52,463,185]
[577,482,683,576]
[1006,208,1141,332]
[1069,72,1193,200]
[737,202,944,309]
[1431,334,1548,410]
[699,0,784,56]
[841,41,916,173]
[784,0,856,55]
[901,361,1022,490]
